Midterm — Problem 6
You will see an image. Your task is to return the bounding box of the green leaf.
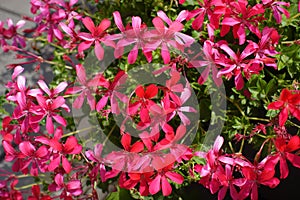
[106,188,132,200]
[192,156,206,165]
[265,79,277,96]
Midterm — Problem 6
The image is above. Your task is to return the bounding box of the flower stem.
[15,182,41,190]
[287,120,300,129]
[62,126,97,138]
[103,123,117,146]
[248,117,270,122]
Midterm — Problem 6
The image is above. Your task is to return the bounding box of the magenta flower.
[0,18,26,51]
[267,88,300,126]
[85,144,107,182]
[221,1,264,44]
[190,40,222,86]
[262,0,290,24]
[36,127,82,173]
[217,42,258,90]
[18,141,49,176]
[78,17,115,60]
[146,10,194,64]
[10,88,43,133]
[163,86,197,126]
[48,174,82,198]
[66,64,109,110]
[149,163,184,196]
[187,0,221,31]
[110,11,151,63]
[273,135,300,179]
[35,94,68,134]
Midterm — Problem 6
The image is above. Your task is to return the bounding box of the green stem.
[281,41,296,44]
[287,120,300,129]
[225,96,245,117]
[103,123,117,146]
[239,129,247,154]
[15,182,41,190]
[62,126,97,138]
[264,68,279,80]
[290,13,300,20]
[228,141,235,153]
[247,117,270,122]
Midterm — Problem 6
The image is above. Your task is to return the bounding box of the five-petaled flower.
[268,88,300,126]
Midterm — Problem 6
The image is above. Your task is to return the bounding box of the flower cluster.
[0,0,299,200]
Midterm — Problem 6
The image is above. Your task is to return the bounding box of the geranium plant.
[0,0,300,199]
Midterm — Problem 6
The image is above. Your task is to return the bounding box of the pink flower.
[163,86,197,126]
[9,84,43,133]
[146,10,194,64]
[85,144,107,182]
[217,42,258,90]
[110,11,151,63]
[35,94,68,134]
[190,40,222,86]
[221,1,264,44]
[18,141,49,176]
[48,174,82,198]
[149,163,184,196]
[197,136,225,194]
[78,17,114,60]
[65,64,109,110]
[96,70,128,114]
[262,0,290,23]
[0,19,26,51]
[36,127,82,173]
[37,80,68,99]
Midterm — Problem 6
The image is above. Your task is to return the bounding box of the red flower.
[268,88,300,126]
[119,171,153,196]
[241,156,280,200]
[128,84,158,117]
[0,178,22,200]
[273,135,300,179]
